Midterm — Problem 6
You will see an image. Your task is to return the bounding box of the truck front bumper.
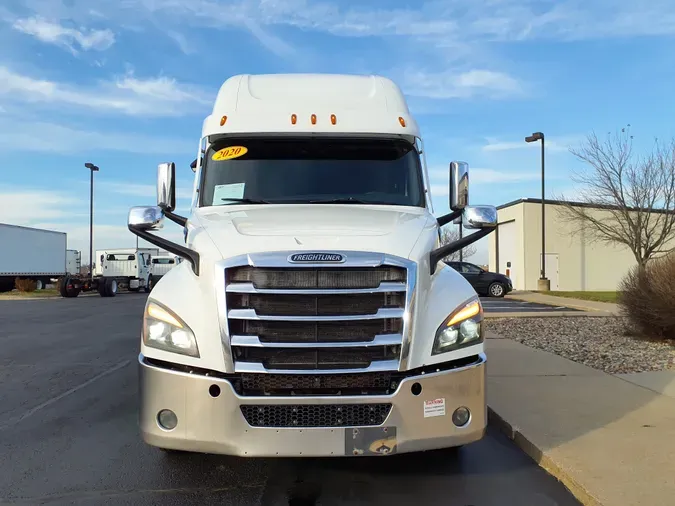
[138,353,487,457]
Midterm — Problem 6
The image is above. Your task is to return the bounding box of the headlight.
[143,300,199,357]
[432,297,484,355]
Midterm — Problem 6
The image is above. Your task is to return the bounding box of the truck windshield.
[199,137,425,208]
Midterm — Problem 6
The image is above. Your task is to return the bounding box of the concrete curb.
[505,294,619,314]
[487,406,602,506]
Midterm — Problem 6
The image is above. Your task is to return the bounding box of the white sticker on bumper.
[424,398,446,418]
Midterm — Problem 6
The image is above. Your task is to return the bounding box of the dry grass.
[0,289,59,299]
[619,254,675,340]
[543,291,619,303]
[14,277,37,292]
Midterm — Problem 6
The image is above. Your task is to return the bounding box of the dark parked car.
[446,261,512,297]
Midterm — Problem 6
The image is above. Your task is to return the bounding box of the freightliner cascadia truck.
[128,73,498,457]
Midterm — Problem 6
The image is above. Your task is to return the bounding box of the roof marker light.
[311,114,317,125]
[291,114,297,125]
[331,114,337,125]
[398,116,406,127]
[220,115,228,126]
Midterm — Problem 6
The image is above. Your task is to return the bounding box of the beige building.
[487,198,664,292]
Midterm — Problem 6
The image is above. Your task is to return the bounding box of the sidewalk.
[486,336,675,506]
[505,292,621,315]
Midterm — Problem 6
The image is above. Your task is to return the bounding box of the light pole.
[525,132,549,291]
[85,163,99,281]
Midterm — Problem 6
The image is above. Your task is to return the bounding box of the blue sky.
[2,0,675,263]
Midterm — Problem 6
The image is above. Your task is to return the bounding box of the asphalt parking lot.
[481,296,580,313]
[0,295,580,505]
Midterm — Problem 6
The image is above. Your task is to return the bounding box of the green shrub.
[14,277,37,293]
[619,254,675,340]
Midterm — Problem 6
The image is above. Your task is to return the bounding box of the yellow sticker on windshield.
[212,146,248,161]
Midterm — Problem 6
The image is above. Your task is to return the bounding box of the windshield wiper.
[221,197,271,204]
[309,197,378,204]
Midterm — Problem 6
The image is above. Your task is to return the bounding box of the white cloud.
[0,66,211,116]
[0,189,80,223]
[13,0,675,59]
[0,118,194,154]
[166,30,194,54]
[12,16,115,53]
[403,69,523,100]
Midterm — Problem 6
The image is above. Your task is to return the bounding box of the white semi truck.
[0,223,68,291]
[128,73,497,457]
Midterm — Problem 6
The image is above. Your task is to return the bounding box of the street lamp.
[524,132,550,291]
[85,162,99,281]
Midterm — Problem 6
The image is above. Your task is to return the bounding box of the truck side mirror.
[463,205,498,229]
[128,206,165,231]
[449,161,469,211]
[157,162,176,212]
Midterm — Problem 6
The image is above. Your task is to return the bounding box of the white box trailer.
[0,223,67,291]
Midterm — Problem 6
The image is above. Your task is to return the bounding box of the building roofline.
[496,197,675,215]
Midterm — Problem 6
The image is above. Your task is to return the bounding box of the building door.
[540,253,559,290]
[498,220,518,289]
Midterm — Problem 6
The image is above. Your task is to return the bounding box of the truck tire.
[98,279,107,297]
[59,277,69,297]
[106,278,118,297]
[144,275,153,293]
[59,278,80,298]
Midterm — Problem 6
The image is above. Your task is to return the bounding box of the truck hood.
[193,204,435,260]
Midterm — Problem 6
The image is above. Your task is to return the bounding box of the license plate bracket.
[345,426,397,456]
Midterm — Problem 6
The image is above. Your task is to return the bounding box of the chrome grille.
[222,255,411,373]
[228,266,405,289]
[229,319,402,343]
[241,403,392,427]
[227,293,405,316]
[240,372,397,396]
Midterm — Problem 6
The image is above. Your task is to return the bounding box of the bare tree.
[556,126,675,267]
[439,227,477,262]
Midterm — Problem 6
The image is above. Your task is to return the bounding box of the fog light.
[157,409,178,430]
[452,406,470,427]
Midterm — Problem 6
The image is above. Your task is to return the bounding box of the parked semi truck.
[128,73,497,457]
[60,247,155,297]
[0,223,68,292]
